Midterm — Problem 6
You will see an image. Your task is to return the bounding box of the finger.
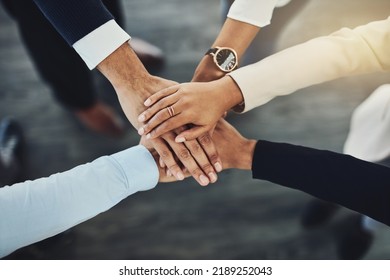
[152,138,184,181]
[139,94,179,123]
[146,115,189,139]
[144,85,180,107]
[140,104,183,136]
[139,105,178,136]
[183,138,218,184]
[175,125,212,142]
[162,132,210,187]
[159,156,166,168]
[197,132,223,173]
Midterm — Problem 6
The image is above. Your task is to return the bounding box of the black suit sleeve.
[252,140,390,226]
[32,0,114,45]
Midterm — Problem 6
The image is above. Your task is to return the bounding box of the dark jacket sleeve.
[252,140,390,226]
[32,0,114,45]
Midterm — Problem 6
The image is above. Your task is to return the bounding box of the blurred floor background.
[1,0,390,259]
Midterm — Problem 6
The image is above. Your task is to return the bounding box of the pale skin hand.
[97,43,221,186]
[137,75,244,141]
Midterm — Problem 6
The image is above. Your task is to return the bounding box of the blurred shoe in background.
[74,102,126,137]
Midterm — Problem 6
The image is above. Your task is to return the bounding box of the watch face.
[215,48,237,72]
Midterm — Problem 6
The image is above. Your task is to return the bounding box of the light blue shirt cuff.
[111,145,159,192]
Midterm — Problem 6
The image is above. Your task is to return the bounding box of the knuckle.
[143,123,150,131]
[198,134,211,145]
[178,148,191,160]
[190,167,202,176]
[156,112,165,122]
[147,107,156,117]
[154,125,165,136]
[159,149,171,159]
[201,163,212,171]
[189,142,202,153]
[168,163,180,171]
[159,122,168,131]
[145,107,152,115]
[208,153,219,163]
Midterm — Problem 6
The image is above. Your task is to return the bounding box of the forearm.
[193,0,278,83]
[97,43,149,91]
[0,146,158,257]
[193,18,260,82]
[32,0,131,70]
[252,140,390,226]
[229,16,390,113]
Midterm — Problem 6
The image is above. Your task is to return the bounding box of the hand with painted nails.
[137,75,244,142]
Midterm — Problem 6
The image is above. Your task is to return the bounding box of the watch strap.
[205,47,218,55]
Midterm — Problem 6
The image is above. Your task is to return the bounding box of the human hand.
[156,119,256,181]
[98,43,221,185]
[141,130,222,186]
[212,119,256,171]
[97,43,176,129]
[137,76,243,142]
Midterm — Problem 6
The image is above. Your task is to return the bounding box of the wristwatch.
[205,46,238,72]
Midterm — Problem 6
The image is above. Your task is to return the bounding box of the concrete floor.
[1,0,390,259]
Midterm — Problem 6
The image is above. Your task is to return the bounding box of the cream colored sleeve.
[228,16,390,113]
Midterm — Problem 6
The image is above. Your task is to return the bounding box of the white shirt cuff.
[111,145,159,192]
[73,20,131,69]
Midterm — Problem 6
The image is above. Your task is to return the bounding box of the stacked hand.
[157,119,256,182]
[137,76,244,142]
[98,42,247,187]
[98,43,222,186]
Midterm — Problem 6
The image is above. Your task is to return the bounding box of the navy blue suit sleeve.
[32,0,114,45]
[252,140,390,226]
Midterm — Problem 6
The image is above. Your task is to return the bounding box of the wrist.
[214,76,244,112]
[192,56,226,82]
[237,139,257,170]
[97,42,151,93]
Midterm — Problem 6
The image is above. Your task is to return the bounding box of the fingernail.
[144,99,151,106]
[138,114,145,122]
[214,162,222,172]
[208,172,217,183]
[199,175,209,186]
[138,127,145,135]
[167,169,172,177]
[175,136,186,143]
[177,172,185,181]
[146,133,151,139]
